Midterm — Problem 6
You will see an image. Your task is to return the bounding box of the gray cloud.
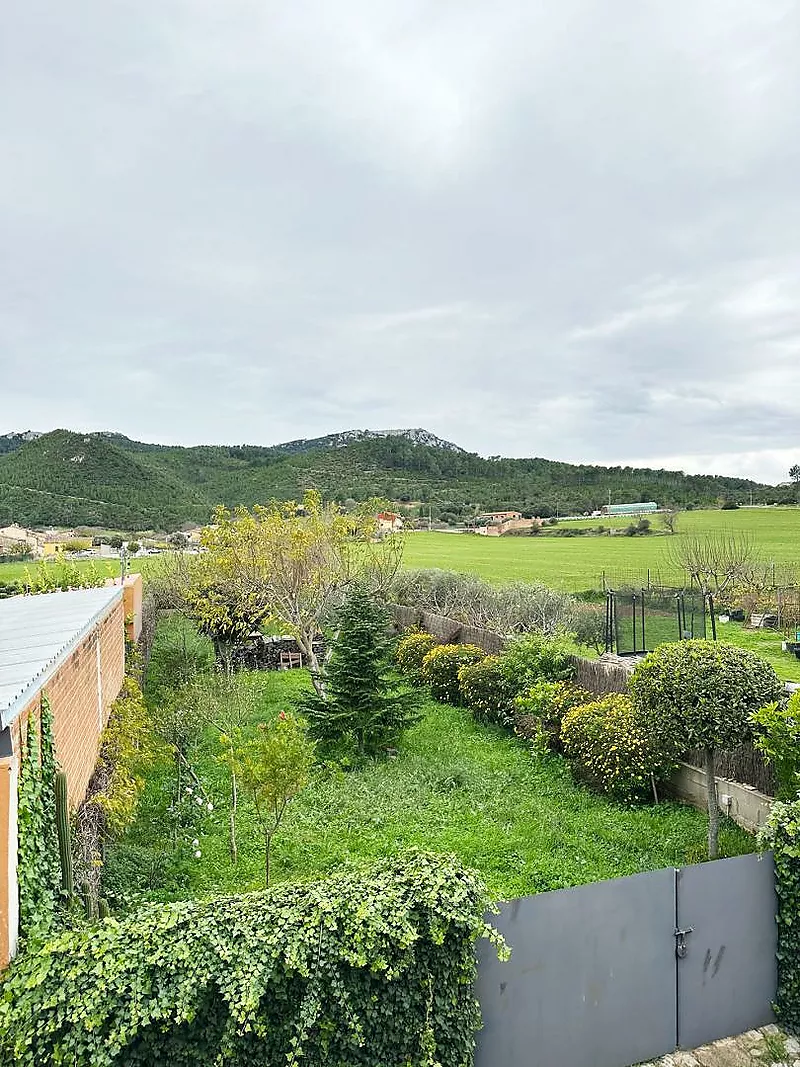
[2,0,800,482]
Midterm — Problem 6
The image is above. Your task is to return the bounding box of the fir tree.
[300,582,421,756]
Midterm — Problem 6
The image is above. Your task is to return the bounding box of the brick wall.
[1,592,126,967]
[14,597,126,808]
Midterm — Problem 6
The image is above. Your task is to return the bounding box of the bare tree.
[668,532,755,598]
[660,509,680,535]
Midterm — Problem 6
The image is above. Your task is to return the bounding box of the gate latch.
[674,927,693,959]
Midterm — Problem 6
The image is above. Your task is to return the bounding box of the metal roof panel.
[0,586,124,729]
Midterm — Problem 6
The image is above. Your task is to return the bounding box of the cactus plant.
[54,770,74,903]
[98,899,110,920]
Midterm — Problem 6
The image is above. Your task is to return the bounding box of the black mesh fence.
[607,588,711,655]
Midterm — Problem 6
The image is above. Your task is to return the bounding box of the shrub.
[0,852,502,1067]
[93,676,161,838]
[18,560,107,594]
[512,680,593,753]
[395,630,439,681]
[561,694,675,800]
[752,692,800,800]
[389,569,579,638]
[422,644,485,704]
[458,655,516,725]
[630,640,783,855]
[500,633,575,695]
[572,602,607,653]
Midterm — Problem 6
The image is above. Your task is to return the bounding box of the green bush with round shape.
[499,633,575,696]
[513,680,593,753]
[560,694,675,800]
[422,644,486,704]
[457,655,517,725]
[395,630,438,682]
[629,639,783,856]
[0,852,504,1067]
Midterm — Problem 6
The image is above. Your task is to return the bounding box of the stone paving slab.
[638,1026,800,1067]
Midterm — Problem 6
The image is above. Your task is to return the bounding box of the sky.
[2,1,799,485]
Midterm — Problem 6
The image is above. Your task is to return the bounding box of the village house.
[473,510,536,537]
[376,511,403,533]
[478,510,523,523]
[0,525,44,557]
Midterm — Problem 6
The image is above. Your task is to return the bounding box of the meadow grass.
[0,555,157,584]
[103,636,753,906]
[403,508,800,591]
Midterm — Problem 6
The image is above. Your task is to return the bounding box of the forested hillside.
[0,428,787,530]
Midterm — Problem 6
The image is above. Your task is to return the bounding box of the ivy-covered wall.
[762,800,800,1029]
[0,852,503,1067]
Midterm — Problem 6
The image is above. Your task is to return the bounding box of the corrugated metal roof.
[0,585,123,729]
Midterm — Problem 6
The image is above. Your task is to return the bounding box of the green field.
[3,508,799,678]
[403,508,800,590]
[0,556,156,585]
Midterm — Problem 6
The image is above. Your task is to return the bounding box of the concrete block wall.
[667,762,773,833]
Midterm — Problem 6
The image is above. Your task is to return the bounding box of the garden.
[4,493,800,1067]
[101,615,753,907]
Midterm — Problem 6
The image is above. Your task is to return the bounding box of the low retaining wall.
[666,761,773,833]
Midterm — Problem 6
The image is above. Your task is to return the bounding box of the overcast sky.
[2,2,799,483]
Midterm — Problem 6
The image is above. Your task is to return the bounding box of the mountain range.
[0,428,789,532]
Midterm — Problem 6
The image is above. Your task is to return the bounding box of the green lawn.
[403,508,800,591]
[716,621,800,682]
[103,653,752,908]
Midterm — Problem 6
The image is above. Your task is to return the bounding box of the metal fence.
[606,588,714,655]
[476,852,776,1067]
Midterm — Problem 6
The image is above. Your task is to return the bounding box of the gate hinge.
[674,927,693,959]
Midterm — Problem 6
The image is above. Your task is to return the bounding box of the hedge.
[396,631,439,682]
[760,800,800,1030]
[0,853,504,1067]
[458,655,517,725]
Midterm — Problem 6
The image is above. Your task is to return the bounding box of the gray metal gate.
[676,853,777,1049]
[475,853,776,1067]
